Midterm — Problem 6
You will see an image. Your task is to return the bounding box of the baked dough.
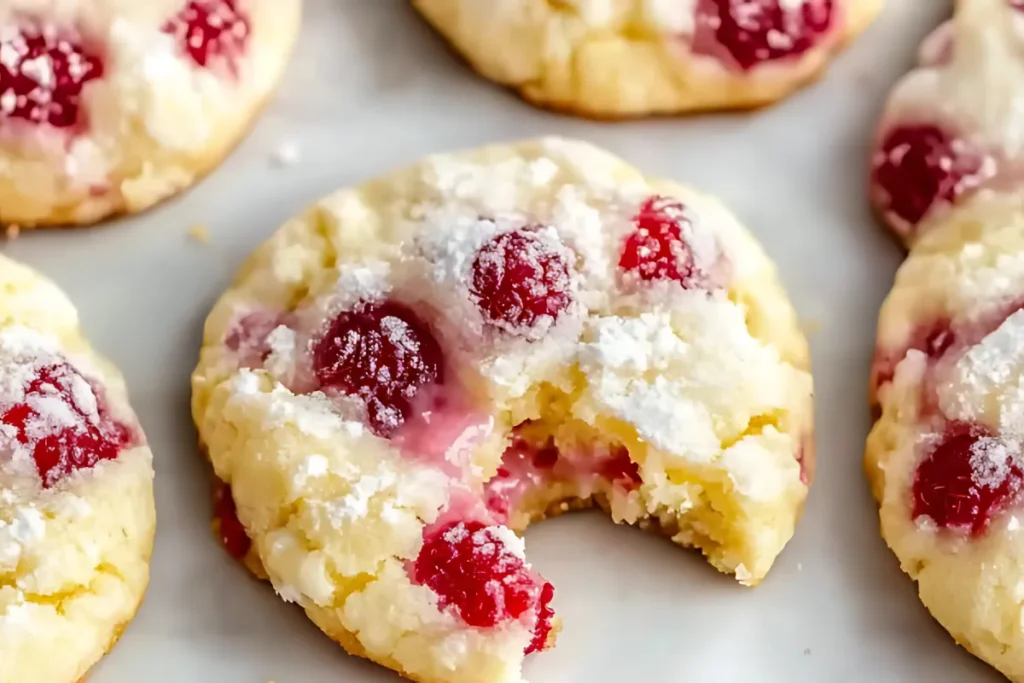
[0,0,302,228]
[413,0,882,118]
[0,254,155,683]
[192,138,813,683]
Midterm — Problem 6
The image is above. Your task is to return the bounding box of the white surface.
[3,2,998,682]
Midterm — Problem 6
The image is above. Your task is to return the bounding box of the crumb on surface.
[800,318,822,336]
[188,225,211,244]
[4,224,20,240]
[271,141,300,167]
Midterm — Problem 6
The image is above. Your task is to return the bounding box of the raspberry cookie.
[868,0,1024,245]
[412,0,881,119]
[0,255,155,683]
[866,195,1024,680]
[0,1,302,229]
[191,138,813,683]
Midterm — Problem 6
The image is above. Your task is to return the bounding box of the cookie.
[0,254,155,683]
[412,0,881,119]
[191,138,813,683]
[0,0,302,229]
[866,194,1024,681]
[869,0,1024,246]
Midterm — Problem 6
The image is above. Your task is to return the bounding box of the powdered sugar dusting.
[969,436,1021,489]
[941,309,1024,435]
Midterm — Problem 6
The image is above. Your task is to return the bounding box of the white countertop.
[6,1,998,681]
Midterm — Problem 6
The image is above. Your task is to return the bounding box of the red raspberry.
[214,483,251,560]
[313,301,444,438]
[470,229,573,334]
[913,422,1023,536]
[620,196,700,284]
[1,364,130,488]
[163,0,250,72]
[871,124,991,232]
[697,0,834,70]
[413,520,554,652]
[601,447,642,489]
[0,24,104,128]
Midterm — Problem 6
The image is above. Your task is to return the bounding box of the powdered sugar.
[941,309,1024,435]
[969,436,1021,489]
[0,506,45,570]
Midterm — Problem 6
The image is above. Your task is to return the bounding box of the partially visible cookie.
[869,0,1024,246]
[868,195,1024,681]
[0,255,155,683]
[412,0,881,118]
[0,0,302,229]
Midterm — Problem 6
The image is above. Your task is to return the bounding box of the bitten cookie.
[870,0,1024,246]
[0,0,302,229]
[191,138,813,683]
[412,0,881,119]
[0,254,155,683]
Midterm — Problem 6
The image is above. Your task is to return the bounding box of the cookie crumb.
[800,318,822,336]
[188,225,211,244]
[271,141,300,167]
[4,224,20,240]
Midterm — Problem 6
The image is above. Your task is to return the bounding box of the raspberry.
[313,301,444,437]
[601,447,642,489]
[871,124,991,232]
[872,319,955,389]
[1,364,130,488]
[912,422,1023,536]
[697,0,834,70]
[214,483,251,560]
[470,229,573,334]
[224,311,280,366]
[0,24,104,128]
[163,0,250,72]
[620,196,699,284]
[413,520,554,652]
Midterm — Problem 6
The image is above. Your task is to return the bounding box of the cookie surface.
[0,0,302,229]
[0,255,155,683]
[869,0,1024,246]
[191,138,813,683]
[412,0,881,119]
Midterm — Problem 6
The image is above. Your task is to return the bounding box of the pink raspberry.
[872,319,955,390]
[413,520,555,653]
[163,0,250,72]
[871,124,991,233]
[313,301,444,437]
[470,228,573,334]
[601,447,642,489]
[913,422,1023,536]
[697,0,834,70]
[0,24,104,128]
[620,196,700,285]
[1,364,132,488]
